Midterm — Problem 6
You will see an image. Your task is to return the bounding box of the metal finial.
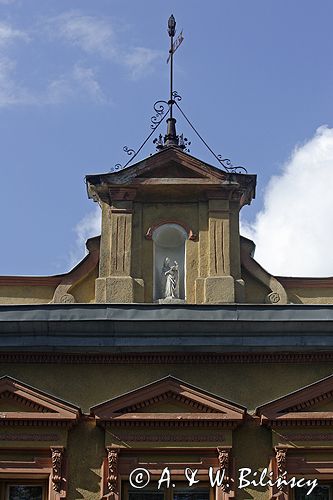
[168,15,176,37]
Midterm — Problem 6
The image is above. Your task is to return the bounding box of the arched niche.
[152,223,187,301]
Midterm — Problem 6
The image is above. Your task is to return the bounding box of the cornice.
[278,276,333,289]
[102,420,239,429]
[0,351,333,364]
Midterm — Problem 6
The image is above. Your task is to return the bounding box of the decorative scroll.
[276,449,287,490]
[217,448,230,492]
[59,293,75,304]
[266,292,281,304]
[151,100,169,129]
[106,447,119,494]
[276,449,287,476]
[216,155,247,174]
[51,446,64,493]
[123,146,136,156]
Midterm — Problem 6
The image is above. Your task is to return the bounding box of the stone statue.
[161,258,179,299]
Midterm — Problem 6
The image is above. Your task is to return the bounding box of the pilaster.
[96,189,144,303]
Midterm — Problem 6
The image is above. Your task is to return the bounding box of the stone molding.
[51,236,100,304]
[0,375,80,426]
[0,449,68,499]
[1,351,333,364]
[145,219,197,241]
[91,375,246,429]
[257,373,333,427]
[240,236,288,304]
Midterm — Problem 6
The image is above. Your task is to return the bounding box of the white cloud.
[0,23,33,106]
[0,21,28,45]
[241,125,333,277]
[124,47,161,79]
[0,13,160,108]
[69,207,101,268]
[44,65,106,105]
[0,60,107,107]
[50,12,161,79]
[72,64,105,103]
[0,57,35,106]
[51,12,116,59]
[44,76,72,104]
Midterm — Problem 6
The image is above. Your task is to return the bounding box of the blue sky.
[0,0,332,276]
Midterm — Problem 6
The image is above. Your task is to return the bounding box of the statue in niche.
[161,257,179,299]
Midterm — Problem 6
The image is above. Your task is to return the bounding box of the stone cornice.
[0,376,81,427]
[91,375,245,430]
[278,276,333,289]
[257,373,333,428]
[0,351,333,364]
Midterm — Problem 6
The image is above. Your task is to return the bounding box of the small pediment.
[0,390,54,413]
[86,148,232,187]
[0,376,80,425]
[256,374,333,426]
[113,148,227,183]
[136,159,208,180]
[91,376,246,427]
[86,147,256,206]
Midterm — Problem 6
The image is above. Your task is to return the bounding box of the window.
[128,491,164,500]
[125,484,210,500]
[173,488,210,500]
[0,481,47,500]
[294,484,331,500]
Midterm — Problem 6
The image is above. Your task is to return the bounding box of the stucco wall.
[1,361,333,500]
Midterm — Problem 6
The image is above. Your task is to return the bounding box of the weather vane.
[167,15,183,120]
[112,15,246,174]
[153,14,188,151]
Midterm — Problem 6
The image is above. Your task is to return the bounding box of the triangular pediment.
[91,376,246,426]
[87,147,231,186]
[0,390,54,413]
[256,374,333,426]
[114,148,228,182]
[86,147,256,205]
[137,161,207,179]
[0,376,80,424]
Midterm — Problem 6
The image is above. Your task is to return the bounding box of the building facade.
[0,143,333,500]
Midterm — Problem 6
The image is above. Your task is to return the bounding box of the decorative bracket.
[106,447,119,494]
[275,448,287,491]
[51,446,64,493]
[217,448,230,493]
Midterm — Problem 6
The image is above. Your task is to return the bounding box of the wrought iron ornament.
[111,15,247,175]
[151,100,170,129]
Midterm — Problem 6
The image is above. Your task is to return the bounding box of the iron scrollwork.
[123,146,136,156]
[172,90,182,102]
[217,155,247,174]
[151,100,170,129]
[110,163,122,173]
